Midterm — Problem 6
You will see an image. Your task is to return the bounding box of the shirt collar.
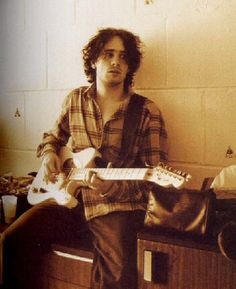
[83,83,96,100]
[83,83,135,115]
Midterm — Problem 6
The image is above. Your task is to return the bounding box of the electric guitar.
[27,146,191,208]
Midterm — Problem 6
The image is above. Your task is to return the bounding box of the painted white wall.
[0,0,236,189]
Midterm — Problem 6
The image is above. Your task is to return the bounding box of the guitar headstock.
[145,163,191,189]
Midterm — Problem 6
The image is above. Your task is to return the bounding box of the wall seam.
[45,31,48,89]
[201,89,207,165]
[165,17,168,88]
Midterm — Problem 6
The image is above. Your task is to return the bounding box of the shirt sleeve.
[139,100,168,166]
[134,100,168,193]
[36,91,72,158]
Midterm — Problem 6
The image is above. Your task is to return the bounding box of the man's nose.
[111,55,120,66]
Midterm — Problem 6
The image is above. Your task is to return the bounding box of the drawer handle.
[143,250,169,284]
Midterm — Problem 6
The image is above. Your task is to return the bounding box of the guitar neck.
[69,168,150,181]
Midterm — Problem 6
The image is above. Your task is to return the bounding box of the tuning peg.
[145,162,154,168]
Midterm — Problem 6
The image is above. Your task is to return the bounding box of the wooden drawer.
[42,244,94,289]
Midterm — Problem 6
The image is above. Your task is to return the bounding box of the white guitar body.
[27,147,101,208]
[27,147,191,208]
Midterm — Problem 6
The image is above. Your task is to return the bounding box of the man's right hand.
[42,151,61,184]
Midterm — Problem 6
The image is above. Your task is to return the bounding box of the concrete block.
[24,90,68,149]
[167,12,236,87]
[76,0,134,28]
[1,28,47,90]
[133,15,166,89]
[48,27,88,89]
[137,89,204,163]
[0,149,41,176]
[205,88,236,166]
[25,0,75,29]
[0,92,25,149]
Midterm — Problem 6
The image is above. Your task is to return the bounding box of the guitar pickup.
[39,187,47,193]
[32,187,47,194]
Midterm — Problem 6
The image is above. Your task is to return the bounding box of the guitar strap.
[119,93,146,167]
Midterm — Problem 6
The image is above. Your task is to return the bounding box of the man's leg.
[2,200,88,289]
[88,210,145,289]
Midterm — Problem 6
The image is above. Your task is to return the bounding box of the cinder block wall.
[1,0,236,189]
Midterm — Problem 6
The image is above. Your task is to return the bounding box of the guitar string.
[56,166,187,182]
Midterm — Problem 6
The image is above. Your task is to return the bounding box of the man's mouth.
[108,69,121,74]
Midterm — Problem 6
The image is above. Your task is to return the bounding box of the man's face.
[94,36,129,88]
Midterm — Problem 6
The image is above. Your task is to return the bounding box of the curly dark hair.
[82,28,143,90]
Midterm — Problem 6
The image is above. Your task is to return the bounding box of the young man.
[2,28,168,289]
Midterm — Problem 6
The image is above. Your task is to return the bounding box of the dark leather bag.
[144,186,216,236]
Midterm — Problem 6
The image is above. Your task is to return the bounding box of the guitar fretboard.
[68,166,188,183]
[69,168,150,181]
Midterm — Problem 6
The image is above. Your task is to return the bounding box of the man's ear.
[91,63,96,69]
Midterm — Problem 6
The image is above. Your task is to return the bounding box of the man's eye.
[104,51,113,58]
[120,53,127,60]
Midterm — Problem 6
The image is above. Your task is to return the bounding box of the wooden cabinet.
[138,231,236,289]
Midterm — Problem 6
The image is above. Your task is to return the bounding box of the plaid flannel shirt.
[37,85,168,220]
